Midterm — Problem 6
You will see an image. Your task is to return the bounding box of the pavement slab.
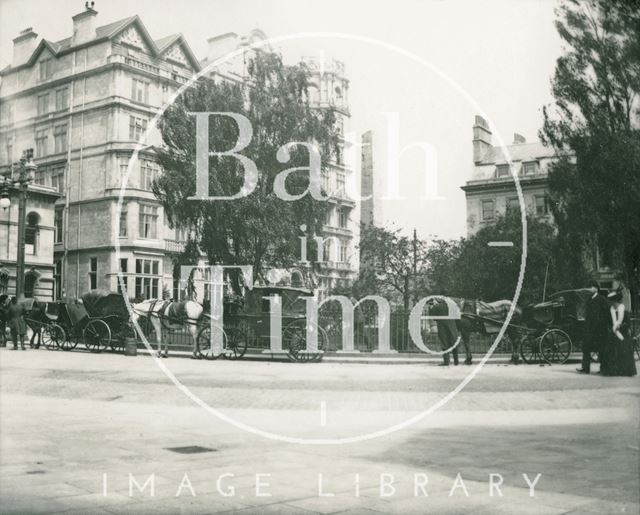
[1,348,638,514]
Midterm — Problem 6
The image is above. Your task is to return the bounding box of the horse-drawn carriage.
[517,289,594,364]
[80,290,136,352]
[459,289,592,364]
[19,291,134,353]
[195,286,326,362]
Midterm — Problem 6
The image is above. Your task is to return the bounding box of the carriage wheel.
[42,323,65,350]
[84,319,111,353]
[221,326,249,360]
[110,323,135,353]
[520,334,542,364]
[196,325,229,360]
[540,329,572,364]
[283,320,326,363]
[58,328,78,351]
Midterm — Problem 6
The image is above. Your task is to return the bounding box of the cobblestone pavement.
[1,348,638,514]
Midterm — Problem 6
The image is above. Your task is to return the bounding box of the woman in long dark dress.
[604,290,637,377]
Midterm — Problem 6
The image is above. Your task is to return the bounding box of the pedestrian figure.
[602,289,637,377]
[577,282,609,374]
[428,297,461,366]
[7,297,27,351]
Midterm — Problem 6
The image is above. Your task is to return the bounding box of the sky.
[0,0,564,240]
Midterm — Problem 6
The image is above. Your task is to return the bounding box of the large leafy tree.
[541,0,640,305]
[153,52,338,290]
[425,215,577,306]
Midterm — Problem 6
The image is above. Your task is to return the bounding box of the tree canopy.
[153,51,339,290]
[541,0,640,304]
[349,224,428,310]
[425,214,580,306]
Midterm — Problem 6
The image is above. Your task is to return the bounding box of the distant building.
[462,115,555,235]
[0,6,201,299]
[303,54,357,292]
[462,115,624,296]
[360,130,374,228]
[0,181,59,299]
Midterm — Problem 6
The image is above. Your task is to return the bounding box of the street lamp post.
[0,149,36,300]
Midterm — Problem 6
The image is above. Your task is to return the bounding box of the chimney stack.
[12,28,38,66]
[72,2,98,46]
[513,133,526,144]
[472,115,492,164]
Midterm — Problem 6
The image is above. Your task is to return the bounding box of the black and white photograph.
[0,0,639,513]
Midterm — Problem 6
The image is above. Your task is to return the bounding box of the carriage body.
[517,288,593,364]
[232,286,308,345]
[23,292,130,353]
[198,285,325,361]
[22,298,90,351]
[544,288,592,346]
[81,290,135,352]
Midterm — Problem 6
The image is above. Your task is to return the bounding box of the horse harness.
[138,300,195,328]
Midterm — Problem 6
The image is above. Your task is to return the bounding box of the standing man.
[7,297,27,351]
[428,297,461,366]
[577,282,609,374]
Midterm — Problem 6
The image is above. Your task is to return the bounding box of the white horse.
[131,299,203,357]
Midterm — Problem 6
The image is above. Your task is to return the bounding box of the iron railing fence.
[152,313,640,355]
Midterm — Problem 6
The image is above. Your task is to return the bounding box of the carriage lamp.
[0,182,10,210]
[0,150,36,210]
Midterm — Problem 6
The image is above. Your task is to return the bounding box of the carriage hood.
[81,290,129,319]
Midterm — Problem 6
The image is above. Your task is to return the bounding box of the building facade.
[0,7,200,300]
[0,181,59,299]
[303,55,358,293]
[462,115,623,295]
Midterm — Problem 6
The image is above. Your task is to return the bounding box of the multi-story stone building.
[303,54,358,292]
[462,115,622,294]
[0,6,201,299]
[462,115,555,234]
[203,30,359,294]
[0,180,59,299]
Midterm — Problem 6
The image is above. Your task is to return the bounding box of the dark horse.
[455,298,523,364]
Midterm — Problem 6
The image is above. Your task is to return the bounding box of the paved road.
[1,348,638,514]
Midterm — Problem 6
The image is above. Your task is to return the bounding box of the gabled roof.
[46,15,137,54]
[154,34,201,71]
[477,141,557,165]
[1,15,200,75]
[155,34,181,52]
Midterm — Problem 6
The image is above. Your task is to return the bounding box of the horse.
[454,298,524,363]
[130,299,204,358]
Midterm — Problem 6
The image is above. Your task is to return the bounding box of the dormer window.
[496,164,510,178]
[523,161,538,175]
